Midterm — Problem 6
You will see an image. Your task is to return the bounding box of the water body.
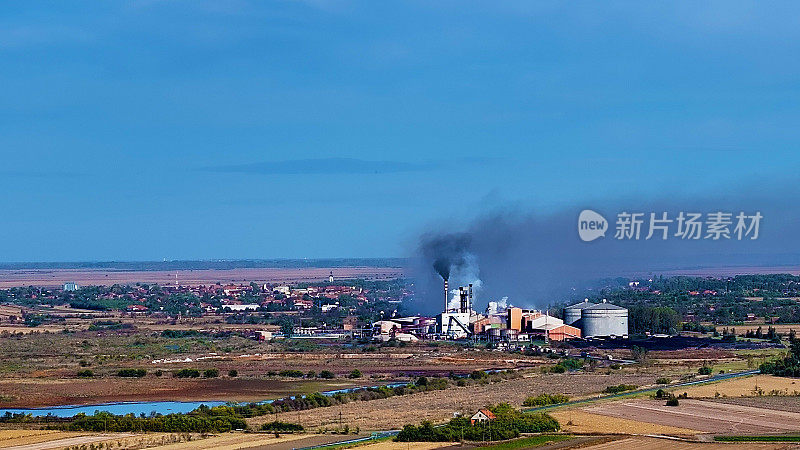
[0,383,408,418]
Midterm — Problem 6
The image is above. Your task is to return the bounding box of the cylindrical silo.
[564,299,592,326]
[581,301,628,338]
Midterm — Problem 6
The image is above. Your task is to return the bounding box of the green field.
[479,435,573,449]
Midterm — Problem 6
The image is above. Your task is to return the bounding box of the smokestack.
[468,284,473,312]
[443,279,449,312]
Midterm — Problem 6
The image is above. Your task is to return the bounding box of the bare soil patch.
[582,398,800,434]
[707,395,800,413]
[582,436,788,449]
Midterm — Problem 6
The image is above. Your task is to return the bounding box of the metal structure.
[564,299,593,326]
[580,299,628,338]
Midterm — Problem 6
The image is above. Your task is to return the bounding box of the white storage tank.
[564,299,592,326]
[581,300,628,338]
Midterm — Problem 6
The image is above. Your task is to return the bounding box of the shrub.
[604,384,638,394]
[522,393,569,407]
[318,370,335,379]
[348,369,362,379]
[77,369,94,378]
[698,366,713,375]
[549,365,566,374]
[117,368,146,378]
[666,397,679,406]
[279,369,304,378]
[174,368,201,378]
[228,369,238,377]
[470,370,487,380]
[306,371,316,378]
[204,369,219,378]
[656,377,671,384]
[416,376,428,386]
[155,369,163,377]
[559,359,583,371]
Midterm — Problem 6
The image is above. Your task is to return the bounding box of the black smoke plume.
[420,232,471,281]
[409,186,800,314]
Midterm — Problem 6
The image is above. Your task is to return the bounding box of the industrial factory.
[424,280,629,343]
[367,274,629,344]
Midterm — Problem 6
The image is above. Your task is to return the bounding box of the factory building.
[564,299,628,339]
[437,284,475,339]
[505,307,581,341]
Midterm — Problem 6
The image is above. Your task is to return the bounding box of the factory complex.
[371,281,629,344]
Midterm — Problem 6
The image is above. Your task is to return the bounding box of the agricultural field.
[673,374,800,397]
[549,409,700,435]
[247,371,663,432]
[708,396,800,413]
[580,436,791,449]
[0,266,404,289]
[582,399,800,434]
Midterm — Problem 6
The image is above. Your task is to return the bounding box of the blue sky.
[1,1,799,261]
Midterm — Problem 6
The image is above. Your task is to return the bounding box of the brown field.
[247,371,660,432]
[0,267,404,288]
[582,398,800,434]
[549,409,700,435]
[0,377,375,408]
[582,436,791,450]
[709,396,800,413]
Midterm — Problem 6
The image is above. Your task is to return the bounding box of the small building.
[470,409,496,424]
[224,304,260,312]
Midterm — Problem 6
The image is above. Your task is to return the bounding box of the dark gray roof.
[585,302,627,311]
[565,300,593,310]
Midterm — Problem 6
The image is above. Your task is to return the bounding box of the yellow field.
[0,430,140,448]
[672,374,800,397]
[549,409,700,435]
[0,430,93,446]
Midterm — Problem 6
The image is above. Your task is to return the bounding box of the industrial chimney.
[443,278,449,312]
